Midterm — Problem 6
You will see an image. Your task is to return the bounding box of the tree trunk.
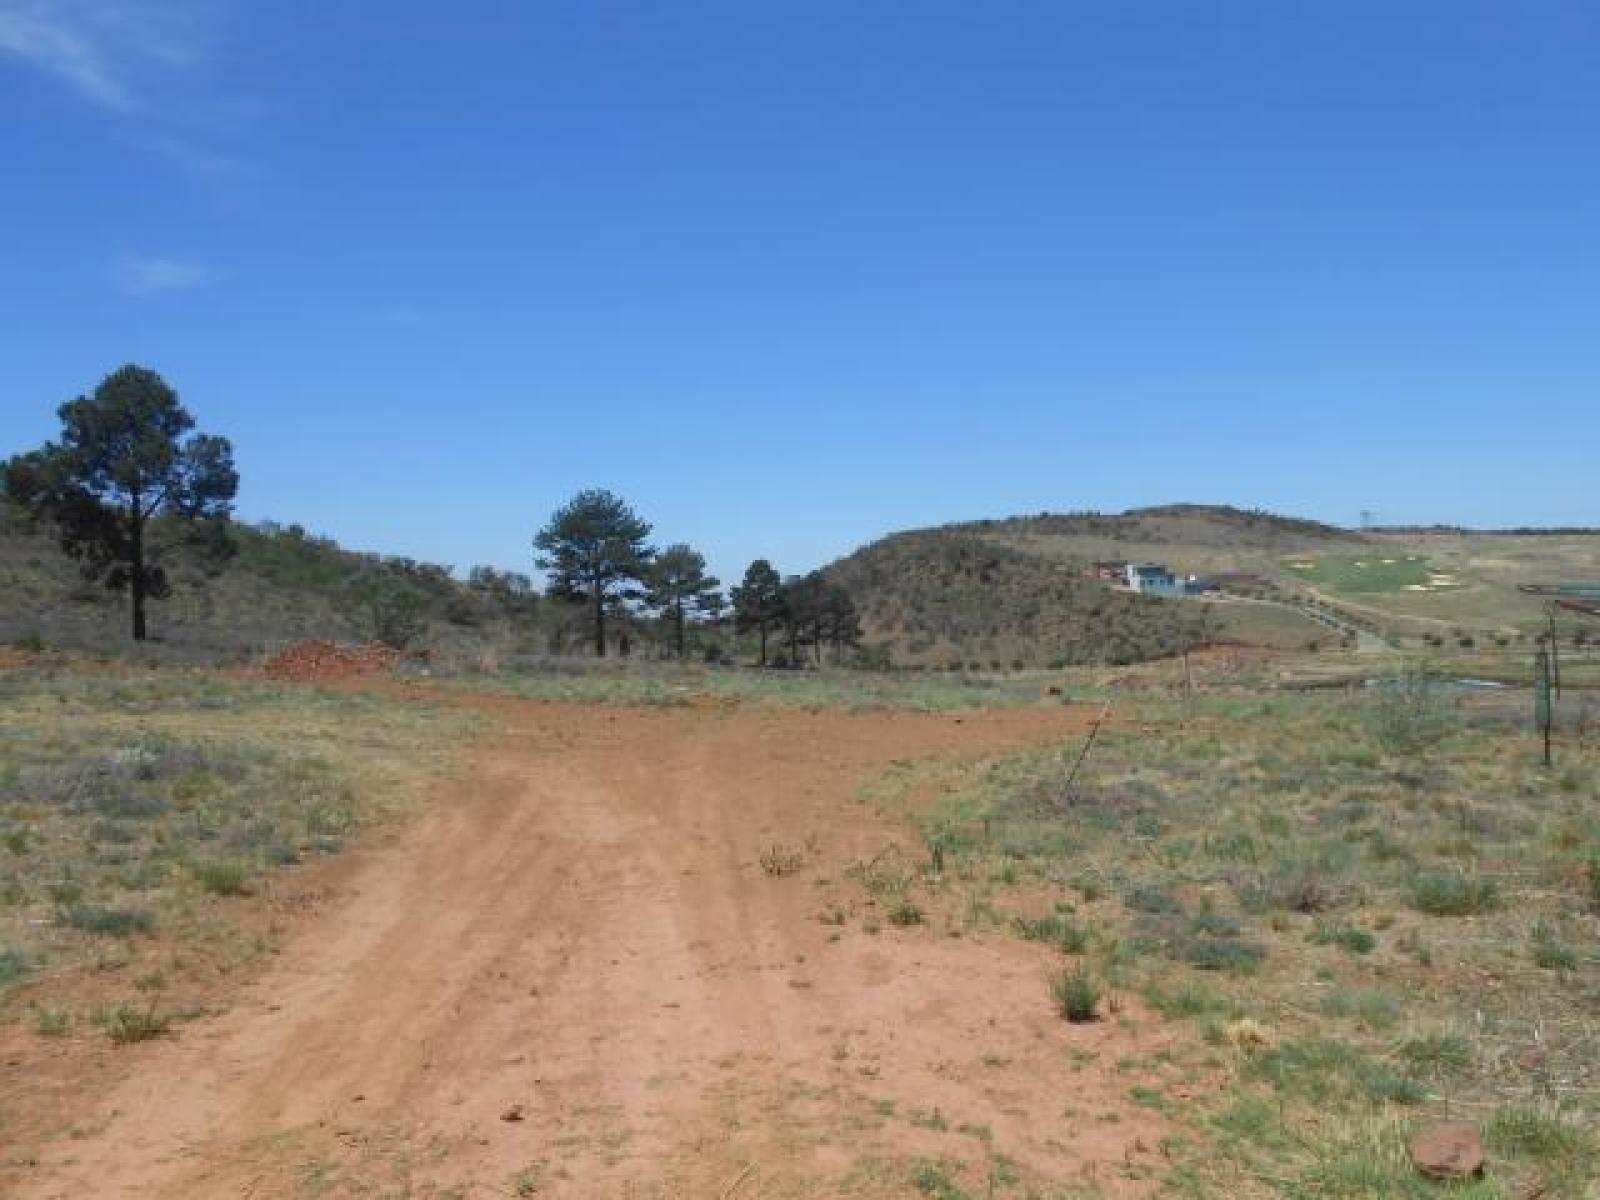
[757,623,768,667]
[130,513,148,642]
[593,583,606,657]
[674,602,686,659]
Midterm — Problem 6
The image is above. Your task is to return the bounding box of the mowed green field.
[1283,554,1437,594]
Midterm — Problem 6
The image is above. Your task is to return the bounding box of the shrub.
[1177,937,1266,973]
[0,947,29,986]
[888,898,924,927]
[1398,1031,1472,1078]
[1531,923,1578,972]
[1309,923,1376,955]
[193,860,251,896]
[103,1005,170,1044]
[33,1005,70,1036]
[759,844,804,877]
[1487,1105,1593,1163]
[1409,871,1499,916]
[1369,667,1459,756]
[1014,914,1089,954]
[1051,965,1101,1023]
[62,903,155,937]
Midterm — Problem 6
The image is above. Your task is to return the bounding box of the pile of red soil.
[261,640,403,682]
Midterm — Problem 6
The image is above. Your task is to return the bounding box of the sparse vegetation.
[1050,965,1101,1023]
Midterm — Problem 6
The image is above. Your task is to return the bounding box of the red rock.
[1409,1122,1485,1180]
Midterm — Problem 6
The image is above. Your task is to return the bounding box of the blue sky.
[3,2,1596,583]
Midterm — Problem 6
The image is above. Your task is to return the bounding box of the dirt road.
[14,698,1181,1198]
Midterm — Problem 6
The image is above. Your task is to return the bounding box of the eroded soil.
[9,695,1186,1198]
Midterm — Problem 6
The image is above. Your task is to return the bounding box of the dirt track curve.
[14,696,1182,1199]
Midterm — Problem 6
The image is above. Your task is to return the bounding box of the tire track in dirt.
[14,699,1185,1198]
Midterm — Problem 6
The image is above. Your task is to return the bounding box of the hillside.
[820,506,1366,667]
[0,501,540,663]
[822,505,1600,663]
[825,528,1233,668]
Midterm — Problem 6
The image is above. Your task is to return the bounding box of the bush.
[0,947,29,985]
[193,860,251,896]
[62,903,156,936]
[102,1004,170,1044]
[1177,937,1266,973]
[1051,965,1101,1022]
[1310,923,1376,955]
[1014,914,1089,954]
[1369,667,1458,756]
[1409,872,1499,916]
[888,898,924,927]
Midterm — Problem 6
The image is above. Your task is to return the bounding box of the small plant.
[1584,850,1600,913]
[1369,666,1459,756]
[1531,922,1578,972]
[1051,965,1101,1023]
[61,903,156,937]
[1398,1031,1472,1078]
[1487,1104,1593,1163]
[1309,923,1376,955]
[888,898,924,926]
[1014,914,1089,953]
[0,947,28,986]
[33,1005,71,1037]
[102,1004,170,1044]
[1409,871,1498,916]
[193,859,251,896]
[759,843,804,877]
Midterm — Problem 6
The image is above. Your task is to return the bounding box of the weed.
[1397,1031,1472,1078]
[888,898,924,927]
[0,947,28,985]
[1531,922,1577,972]
[1175,936,1266,973]
[1487,1104,1593,1163]
[33,1005,71,1036]
[1051,965,1101,1023]
[1013,913,1089,953]
[193,859,252,896]
[759,843,804,877]
[910,1160,970,1199]
[61,903,155,937]
[101,1004,171,1044]
[1408,871,1498,916]
[1310,923,1376,955]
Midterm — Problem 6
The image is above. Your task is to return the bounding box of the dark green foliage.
[642,543,721,659]
[1176,936,1266,972]
[533,489,654,658]
[731,559,784,666]
[1310,923,1377,954]
[1051,964,1101,1022]
[0,947,29,985]
[62,903,155,936]
[3,364,238,641]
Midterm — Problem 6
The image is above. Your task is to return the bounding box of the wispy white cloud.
[0,0,130,107]
[113,254,216,296]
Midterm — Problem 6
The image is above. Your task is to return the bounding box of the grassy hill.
[820,518,1332,669]
[823,504,1600,665]
[0,502,541,663]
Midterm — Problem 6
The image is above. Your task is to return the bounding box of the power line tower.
[1360,509,1375,531]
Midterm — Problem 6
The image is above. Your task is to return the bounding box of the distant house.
[1125,562,1184,597]
[1090,560,1128,583]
